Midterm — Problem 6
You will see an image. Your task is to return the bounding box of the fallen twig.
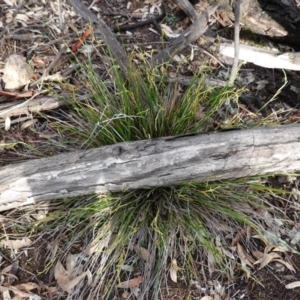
[67,0,132,78]
[67,0,147,103]
[164,76,226,87]
[150,5,218,67]
[172,0,199,22]
[228,0,241,85]
[220,43,300,70]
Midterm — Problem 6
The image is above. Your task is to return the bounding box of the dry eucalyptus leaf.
[237,243,254,268]
[60,271,89,293]
[254,252,281,270]
[54,260,68,281]
[170,259,178,283]
[14,282,41,294]
[2,54,33,90]
[286,281,300,289]
[54,260,82,293]
[133,245,150,261]
[21,119,38,130]
[273,259,296,272]
[5,117,11,131]
[116,275,144,289]
[0,237,32,250]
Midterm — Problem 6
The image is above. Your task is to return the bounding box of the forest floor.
[1,0,300,299]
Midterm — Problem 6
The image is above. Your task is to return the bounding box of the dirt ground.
[1,0,300,299]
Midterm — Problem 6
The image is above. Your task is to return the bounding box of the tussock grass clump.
[38,180,274,299]
[35,57,292,299]
[52,57,240,148]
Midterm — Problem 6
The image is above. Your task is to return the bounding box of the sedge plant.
[33,54,296,299]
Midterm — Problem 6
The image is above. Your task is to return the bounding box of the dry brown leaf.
[170,259,177,283]
[254,252,281,270]
[0,237,32,250]
[15,14,29,22]
[133,245,150,261]
[273,259,296,272]
[66,253,77,273]
[2,264,13,274]
[0,285,40,299]
[116,275,144,289]
[14,282,41,293]
[54,259,89,293]
[59,271,88,293]
[0,90,33,99]
[1,272,18,281]
[231,230,245,246]
[160,24,180,38]
[54,260,68,281]
[285,281,300,289]
[86,269,93,286]
[264,244,275,254]
[272,246,288,253]
[237,243,254,268]
[21,119,38,130]
[252,250,263,260]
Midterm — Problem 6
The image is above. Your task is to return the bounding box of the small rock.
[2,54,33,90]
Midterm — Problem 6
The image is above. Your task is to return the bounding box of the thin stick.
[228,0,241,85]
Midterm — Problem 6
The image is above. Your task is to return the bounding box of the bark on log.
[213,0,288,37]
[1,125,300,212]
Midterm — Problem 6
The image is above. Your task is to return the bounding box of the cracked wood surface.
[1,125,300,212]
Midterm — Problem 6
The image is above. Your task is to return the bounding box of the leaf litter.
[1,0,300,299]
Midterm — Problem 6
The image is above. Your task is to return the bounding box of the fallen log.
[1,124,300,212]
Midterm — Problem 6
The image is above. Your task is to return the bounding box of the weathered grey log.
[1,124,300,212]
